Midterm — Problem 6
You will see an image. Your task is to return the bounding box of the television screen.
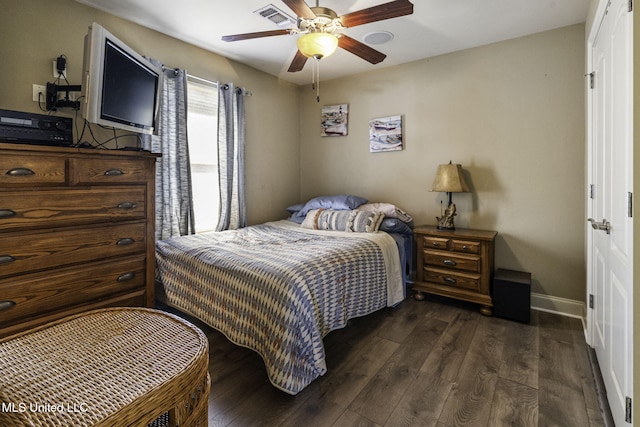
[82,23,161,135]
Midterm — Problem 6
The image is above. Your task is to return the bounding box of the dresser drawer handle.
[0,209,17,219]
[432,242,440,247]
[462,245,468,250]
[443,259,457,266]
[105,169,125,176]
[0,300,16,311]
[0,255,16,265]
[117,272,136,282]
[444,277,457,284]
[117,202,137,210]
[116,238,135,246]
[6,167,35,176]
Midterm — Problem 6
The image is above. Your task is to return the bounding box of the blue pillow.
[298,194,368,216]
[286,203,304,214]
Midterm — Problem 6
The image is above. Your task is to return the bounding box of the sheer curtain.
[142,64,195,240]
[216,83,247,231]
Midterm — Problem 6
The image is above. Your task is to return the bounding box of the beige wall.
[1,0,588,303]
[0,0,301,226]
[298,24,586,302]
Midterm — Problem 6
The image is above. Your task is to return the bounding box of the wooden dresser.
[413,225,497,315]
[0,142,158,337]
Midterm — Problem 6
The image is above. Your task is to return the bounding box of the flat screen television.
[81,22,161,135]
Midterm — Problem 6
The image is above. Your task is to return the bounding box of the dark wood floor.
[165,295,606,427]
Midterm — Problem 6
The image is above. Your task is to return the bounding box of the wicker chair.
[0,307,210,426]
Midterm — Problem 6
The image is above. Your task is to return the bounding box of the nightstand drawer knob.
[7,167,35,176]
[444,277,457,284]
[117,202,137,210]
[432,242,440,247]
[443,259,457,266]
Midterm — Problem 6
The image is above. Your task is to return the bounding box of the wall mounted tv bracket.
[46,82,81,111]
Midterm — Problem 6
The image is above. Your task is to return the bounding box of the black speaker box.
[493,269,531,323]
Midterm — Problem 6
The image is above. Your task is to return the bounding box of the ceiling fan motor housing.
[298,7,343,33]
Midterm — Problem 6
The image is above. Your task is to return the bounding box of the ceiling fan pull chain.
[316,59,320,102]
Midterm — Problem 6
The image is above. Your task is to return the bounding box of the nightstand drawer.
[424,268,481,291]
[424,250,480,273]
[423,236,449,250]
[451,239,480,254]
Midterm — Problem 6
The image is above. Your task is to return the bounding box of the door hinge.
[628,192,633,217]
[626,396,632,423]
[587,72,595,89]
[589,294,594,309]
[590,184,595,199]
[629,0,633,12]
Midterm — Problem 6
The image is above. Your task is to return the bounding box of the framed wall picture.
[321,104,348,137]
[369,115,403,152]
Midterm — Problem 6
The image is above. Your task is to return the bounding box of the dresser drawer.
[423,268,481,291]
[70,158,152,185]
[0,222,146,278]
[423,250,481,273]
[0,255,146,326]
[0,154,66,186]
[0,187,146,231]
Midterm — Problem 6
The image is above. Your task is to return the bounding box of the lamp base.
[436,202,457,230]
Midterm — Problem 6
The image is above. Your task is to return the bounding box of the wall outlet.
[32,84,46,102]
[53,60,66,79]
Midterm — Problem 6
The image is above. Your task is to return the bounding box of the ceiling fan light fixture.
[297,32,338,59]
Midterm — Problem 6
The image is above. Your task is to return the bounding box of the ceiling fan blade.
[288,50,308,72]
[281,0,316,19]
[338,35,387,64]
[340,0,414,28]
[222,29,290,42]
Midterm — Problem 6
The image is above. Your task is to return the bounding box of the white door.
[588,0,633,425]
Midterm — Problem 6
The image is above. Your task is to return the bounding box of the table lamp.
[431,161,470,230]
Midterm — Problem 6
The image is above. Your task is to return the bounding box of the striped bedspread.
[155,220,403,394]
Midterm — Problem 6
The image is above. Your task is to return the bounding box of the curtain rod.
[186,74,252,97]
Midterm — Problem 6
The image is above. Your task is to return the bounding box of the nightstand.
[413,225,497,315]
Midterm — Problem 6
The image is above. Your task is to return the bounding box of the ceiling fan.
[221,0,415,73]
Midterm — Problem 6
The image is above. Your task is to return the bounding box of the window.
[186,75,219,233]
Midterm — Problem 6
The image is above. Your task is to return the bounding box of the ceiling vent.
[254,4,296,28]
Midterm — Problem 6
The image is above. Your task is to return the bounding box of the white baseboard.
[531,292,585,320]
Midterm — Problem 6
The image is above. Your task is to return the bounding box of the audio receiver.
[0,109,73,146]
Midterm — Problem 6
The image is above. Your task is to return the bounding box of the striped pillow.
[301,209,384,233]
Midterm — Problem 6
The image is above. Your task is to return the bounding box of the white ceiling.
[75,0,591,85]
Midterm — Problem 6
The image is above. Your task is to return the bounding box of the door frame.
[586,0,634,424]
[585,0,608,349]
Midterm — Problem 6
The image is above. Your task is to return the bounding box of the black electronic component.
[0,109,73,146]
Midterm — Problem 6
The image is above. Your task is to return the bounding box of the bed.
[155,203,411,394]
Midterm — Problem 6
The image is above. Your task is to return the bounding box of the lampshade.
[297,32,339,59]
[431,163,470,193]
